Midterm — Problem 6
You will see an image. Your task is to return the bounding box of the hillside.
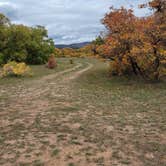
[55,42,91,49]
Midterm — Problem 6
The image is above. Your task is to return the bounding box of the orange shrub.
[46,54,57,69]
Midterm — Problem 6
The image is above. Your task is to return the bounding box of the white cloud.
[0,0,150,44]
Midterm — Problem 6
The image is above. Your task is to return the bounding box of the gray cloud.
[0,0,149,44]
[0,2,19,20]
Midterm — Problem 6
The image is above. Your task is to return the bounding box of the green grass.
[52,148,60,156]
[0,58,75,85]
[68,163,75,166]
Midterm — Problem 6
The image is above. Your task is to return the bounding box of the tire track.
[4,62,93,119]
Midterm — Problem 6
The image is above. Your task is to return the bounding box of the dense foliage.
[95,0,166,81]
[0,14,55,65]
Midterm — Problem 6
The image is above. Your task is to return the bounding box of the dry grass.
[0,58,165,166]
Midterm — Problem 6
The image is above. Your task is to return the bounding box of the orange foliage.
[100,1,166,81]
[46,54,57,69]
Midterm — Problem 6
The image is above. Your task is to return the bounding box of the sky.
[0,0,150,44]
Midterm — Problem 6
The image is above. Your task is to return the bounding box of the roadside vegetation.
[0,58,76,85]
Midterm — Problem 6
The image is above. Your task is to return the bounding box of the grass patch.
[0,58,75,85]
[52,148,60,156]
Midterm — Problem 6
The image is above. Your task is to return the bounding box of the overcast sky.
[0,0,150,44]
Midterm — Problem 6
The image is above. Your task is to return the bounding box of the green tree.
[0,13,10,26]
[0,13,55,65]
[26,26,54,64]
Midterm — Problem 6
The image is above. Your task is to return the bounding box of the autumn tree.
[102,7,139,75]
[78,44,95,57]
[61,48,78,57]
[91,36,105,56]
[101,1,166,80]
[134,0,166,80]
[54,48,62,57]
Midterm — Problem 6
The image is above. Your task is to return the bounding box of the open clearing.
[0,58,166,166]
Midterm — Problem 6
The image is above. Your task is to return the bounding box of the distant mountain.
[55,42,91,49]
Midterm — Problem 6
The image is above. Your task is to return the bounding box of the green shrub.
[0,14,55,65]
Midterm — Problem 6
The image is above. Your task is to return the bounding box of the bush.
[46,54,57,69]
[0,15,55,65]
[69,59,73,64]
[1,61,32,77]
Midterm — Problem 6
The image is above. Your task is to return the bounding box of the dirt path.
[0,61,93,121]
[0,61,96,166]
[0,62,82,99]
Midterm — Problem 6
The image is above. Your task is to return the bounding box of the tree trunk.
[129,56,138,75]
[153,47,160,81]
[129,56,147,79]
